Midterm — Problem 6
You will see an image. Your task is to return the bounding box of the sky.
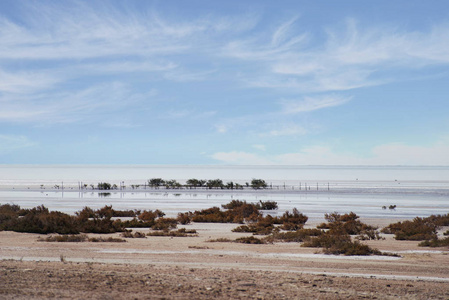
[0,0,449,165]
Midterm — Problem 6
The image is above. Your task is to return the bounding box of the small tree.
[148,178,165,188]
[251,179,267,189]
[165,180,182,189]
[186,179,205,188]
[206,179,224,189]
[97,182,112,190]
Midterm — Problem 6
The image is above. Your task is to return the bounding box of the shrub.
[264,228,323,243]
[4,206,79,234]
[423,214,449,227]
[232,223,275,235]
[256,200,278,210]
[381,217,437,240]
[301,229,383,256]
[192,204,261,223]
[0,204,141,234]
[418,237,449,247]
[177,212,192,225]
[39,234,88,242]
[151,218,178,230]
[121,231,146,238]
[119,218,155,228]
[222,200,247,209]
[276,208,308,227]
[318,212,379,237]
[147,228,198,237]
[207,238,233,243]
[356,228,384,241]
[88,237,126,243]
[235,236,265,244]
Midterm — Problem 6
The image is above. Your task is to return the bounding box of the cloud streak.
[210,141,449,166]
[0,134,36,154]
[280,95,351,114]
[224,18,449,93]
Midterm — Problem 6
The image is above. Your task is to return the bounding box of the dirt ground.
[1,222,449,299]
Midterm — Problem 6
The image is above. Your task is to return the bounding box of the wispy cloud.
[0,134,36,154]
[260,124,308,137]
[280,95,352,114]
[223,18,449,93]
[210,140,449,165]
[223,16,308,61]
[0,82,154,125]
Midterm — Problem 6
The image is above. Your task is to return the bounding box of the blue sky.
[1,0,449,165]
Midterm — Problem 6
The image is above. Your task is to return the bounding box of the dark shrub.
[207,238,233,243]
[147,228,198,237]
[40,234,88,242]
[235,236,265,244]
[265,228,323,243]
[276,208,308,227]
[418,237,449,247]
[381,217,437,240]
[151,218,178,230]
[177,212,192,225]
[222,200,247,209]
[318,212,379,237]
[88,237,126,243]
[256,200,278,210]
[192,204,261,223]
[301,229,383,256]
[423,214,449,227]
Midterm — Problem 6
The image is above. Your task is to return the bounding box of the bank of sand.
[1,221,449,299]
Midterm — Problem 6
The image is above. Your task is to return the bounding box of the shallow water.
[1,165,448,222]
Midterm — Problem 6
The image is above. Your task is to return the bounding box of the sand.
[1,220,449,299]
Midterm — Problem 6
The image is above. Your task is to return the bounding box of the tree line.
[146,178,268,190]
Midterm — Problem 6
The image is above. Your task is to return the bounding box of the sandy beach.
[1,220,449,299]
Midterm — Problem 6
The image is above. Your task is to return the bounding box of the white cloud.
[280,95,351,114]
[210,141,449,165]
[252,144,266,151]
[215,124,229,134]
[260,124,308,137]
[211,151,272,165]
[0,135,36,154]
